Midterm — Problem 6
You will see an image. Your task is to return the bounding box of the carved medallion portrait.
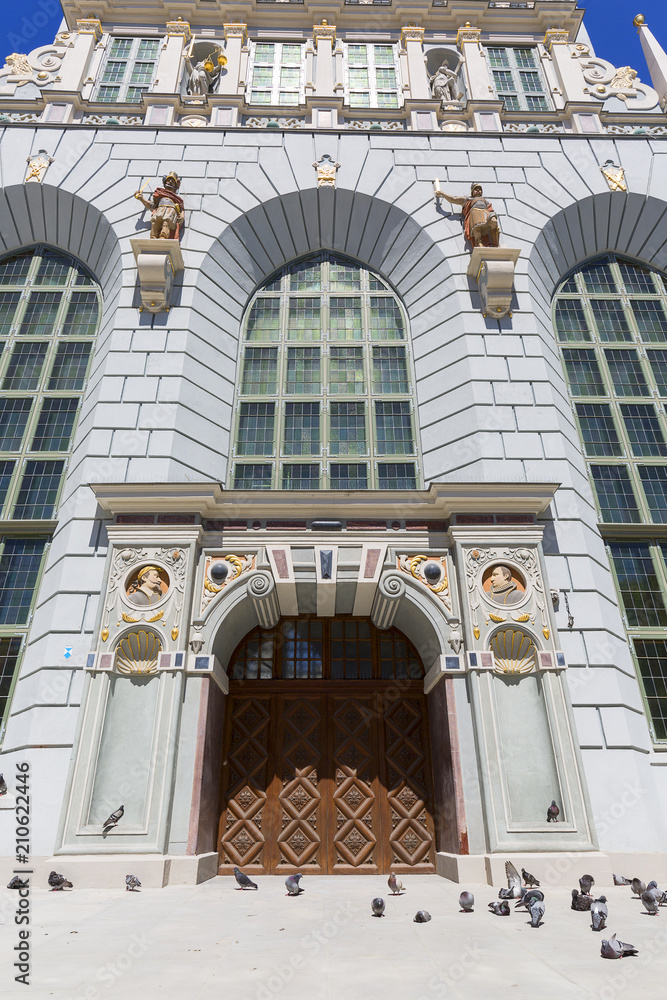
[125,565,170,607]
[482,564,525,607]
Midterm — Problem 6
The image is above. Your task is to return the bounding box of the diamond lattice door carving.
[330,696,381,872]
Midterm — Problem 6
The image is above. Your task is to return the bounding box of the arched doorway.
[218,618,437,875]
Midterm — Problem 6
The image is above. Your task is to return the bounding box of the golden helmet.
[162,171,181,190]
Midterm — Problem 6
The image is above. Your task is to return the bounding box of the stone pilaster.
[313,22,336,98]
[51,19,100,92]
[401,25,430,100]
[456,23,492,101]
[219,23,247,97]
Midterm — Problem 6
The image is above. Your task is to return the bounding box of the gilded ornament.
[473,627,480,639]
[25,150,54,184]
[488,613,507,623]
[122,612,140,623]
[600,160,627,192]
[490,629,536,676]
[146,610,165,622]
[171,627,179,641]
[313,154,341,189]
[543,628,550,640]
[513,613,531,623]
[101,627,109,643]
[115,630,162,675]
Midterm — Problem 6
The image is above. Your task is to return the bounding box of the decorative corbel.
[130,239,183,313]
[467,247,521,319]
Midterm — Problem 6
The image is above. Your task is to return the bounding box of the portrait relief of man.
[126,566,167,607]
[486,565,523,606]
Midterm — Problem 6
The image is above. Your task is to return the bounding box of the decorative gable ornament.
[600,160,627,192]
[577,52,659,109]
[313,154,340,188]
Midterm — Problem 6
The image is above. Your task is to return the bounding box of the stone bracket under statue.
[467,247,521,320]
[130,238,183,313]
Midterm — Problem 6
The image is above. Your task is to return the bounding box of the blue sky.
[1,1,666,84]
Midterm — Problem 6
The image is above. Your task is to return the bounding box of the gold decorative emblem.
[313,154,340,189]
[5,53,32,77]
[473,626,480,640]
[397,554,451,611]
[543,628,550,640]
[121,612,140,624]
[488,613,506,624]
[171,627,179,641]
[512,613,531,623]
[490,629,536,676]
[25,150,54,184]
[146,610,165,623]
[115,630,162,675]
[600,160,627,192]
[101,627,109,643]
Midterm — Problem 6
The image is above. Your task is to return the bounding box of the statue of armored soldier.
[134,171,185,240]
[436,182,500,248]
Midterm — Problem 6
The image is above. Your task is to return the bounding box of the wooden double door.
[218,684,436,874]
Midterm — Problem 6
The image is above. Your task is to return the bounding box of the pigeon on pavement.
[7,876,29,889]
[515,889,544,909]
[579,874,595,895]
[371,897,385,917]
[631,878,646,897]
[645,881,661,901]
[591,897,608,931]
[499,861,522,899]
[125,875,141,891]
[285,874,304,896]
[547,800,559,822]
[0,773,7,795]
[488,901,510,916]
[48,871,73,890]
[459,891,474,913]
[414,910,431,922]
[521,868,540,887]
[571,890,593,911]
[102,805,124,832]
[233,867,258,890]
[641,890,660,915]
[601,934,638,959]
[613,874,632,886]
[388,872,405,895]
[529,898,545,928]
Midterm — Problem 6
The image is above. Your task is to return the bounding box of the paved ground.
[1,875,666,1000]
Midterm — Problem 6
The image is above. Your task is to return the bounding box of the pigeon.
[498,861,522,899]
[521,868,540,887]
[547,800,559,822]
[601,934,638,959]
[414,910,431,922]
[488,901,510,916]
[515,889,544,909]
[579,874,595,895]
[0,773,7,795]
[371,897,385,917]
[7,876,29,889]
[631,878,646,897]
[233,867,258,890]
[645,880,661,901]
[571,889,593,911]
[459,891,474,912]
[641,890,660,915]
[613,874,632,886]
[529,898,545,928]
[125,875,141,891]
[285,874,304,896]
[388,872,405,895]
[102,805,124,832]
[591,897,608,931]
[48,871,73,891]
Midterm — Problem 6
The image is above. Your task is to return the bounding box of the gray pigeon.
[285,874,304,896]
[631,877,646,897]
[571,889,593,911]
[591,897,608,931]
[233,867,258,890]
[102,805,124,832]
[641,890,659,915]
[521,868,540,887]
[579,874,595,895]
[125,875,141,891]
[529,898,545,928]
[459,891,474,912]
[498,861,522,899]
[488,900,510,916]
[613,874,632,886]
[388,872,405,895]
[7,876,29,889]
[645,880,661,900]
[515,888,544,909]
[601,934,638,959]
[48,871,73,891]
[0,773,7,795]
[371,897,385,917]
[547,800,559,822]
[414,910,431,922]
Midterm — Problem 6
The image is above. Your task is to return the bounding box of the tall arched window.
[553,254,667,742]
[230,253,421,491]
[0,245,101,726]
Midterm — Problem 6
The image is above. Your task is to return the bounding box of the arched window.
[230,253,421,491]
[0,245,101,725]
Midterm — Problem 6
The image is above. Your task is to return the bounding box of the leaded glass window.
[247,42,304,105]
[487,46,550,112]
[345,44,402,109]
[232,253,419,489]
[96,36,160,103]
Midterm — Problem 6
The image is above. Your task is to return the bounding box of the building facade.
[1,0,667,886]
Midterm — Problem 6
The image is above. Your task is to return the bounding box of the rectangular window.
[237,402,275,456]
[241,348,277,395]
[330,347,364,394]
[331,619,372,680]
[329,298,362,341]
[330,463,368,490]
[375,401,414,455]
[330,402,367,456]
[591,465,641,523]
[610,542,667,627]
[562,348,605,396]
[233,464,272,490]
[13,460,64,519]
[633,638,667,741]
[284,402,320,456]
[378,462,417,489]
[0,460,14,513]
[290,260,321,292]
[620,403,667,458]
[287,298,321,340]
[281,619,323,679]
[554,301,590,342]
[248,42,304,105]
[282,464,320,490]
[604,349,649,396]
[370,299,404,340]
[591,300,632,342]
[0,398,32,451]
[487,46,550,111]
[31,398,79,452]
[582,262,617,293]
[575,403,622,457]
[96,37,159,103]
[62,292,99,336]
[2,342,48,391]
[0,292,21,335]
[0,636,23,724]
[286,348,320,394]
[329,259,362,292]
[48,342,93,391]
[345,44,401,109]
[372,346,409,393]
[35,253,71,286]
[639,467,667,523]
[0,537,46,625]
[246,299,281,341]
[633,300,667,341]
[647,350,667,395]
[620,262,656,294]
[19,292,61,336]
[0,256,31,286]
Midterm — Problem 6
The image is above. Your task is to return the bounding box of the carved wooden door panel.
[218,696,273,874]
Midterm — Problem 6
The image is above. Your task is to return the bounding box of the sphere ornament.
[423,561,442,583]
[633,14,646,27]
[209,560,229,584]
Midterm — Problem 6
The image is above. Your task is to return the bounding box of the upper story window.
[487,46,550,112]
[344,44,402,109]
[230,253,420,491]
[247,42,304,105]
[96,37,160,103]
